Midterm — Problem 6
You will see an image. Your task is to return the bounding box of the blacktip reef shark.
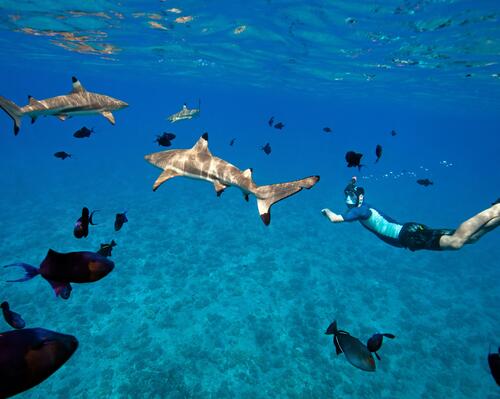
[0,77,128,135]
[167,100,200,123]
[144,133,320,225]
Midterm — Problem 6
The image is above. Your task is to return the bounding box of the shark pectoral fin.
[153,169,179,191]
[214,181,228,197]
[257,198,272,226]
[101,111,115,124]
[70,76,86,93]
[56,114,69,121]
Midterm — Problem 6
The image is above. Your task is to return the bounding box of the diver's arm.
[321,209,345,223]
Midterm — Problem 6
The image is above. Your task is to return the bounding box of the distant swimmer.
[323,127,332,133]
[155,132,176,147]
[97,240,117,257]
[74,207,98,239]
[0,328,78,398]
[114,211,128,231]
[375,144,382,163]
[54,151,71,160]
[345,151,363,170]
[325,320,376,372]
[488,346,500,386]
[322,176,500,251]
[417,178,433,187]
[144,133,319,225]
[366,333,395,360]
[167,100,200,123]
[73,126,94,138]
[0,76,128,135]
[229,138,236,146]
[268,116,274,126]
[274,122,285,130]
[4,249,115,299]
[1,301,25,329]
[261,142,272,155]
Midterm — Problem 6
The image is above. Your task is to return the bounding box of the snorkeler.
[321,177,500,251]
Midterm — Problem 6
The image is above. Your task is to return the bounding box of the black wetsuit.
[342,202,454,251]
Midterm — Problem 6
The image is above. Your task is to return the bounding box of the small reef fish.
[325,320,376,372]
[0,76,128,135]
[74,207,98,239]
[268,116,274,126]
[144,133,319,225]
[54,151,71,160]
[417,178,433,187]
[261,142,272,155]
[4,249,115,299]
[97,240,117,257]
[366,333,395,360]
[155,132,176,147]
[73,126,94,138]
[167,101,200,123]
[488,346,500,386]
[229,138,236,146]
[114,211,128,231]
[0,328,78,398]
[323,127,332,133]
[345,151,363,170]
[390,130,397,136]
[375,144,383,163]
[1,301,25,329]
[274,122,285,130]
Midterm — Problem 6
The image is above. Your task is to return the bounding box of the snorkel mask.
[344,177,364,208]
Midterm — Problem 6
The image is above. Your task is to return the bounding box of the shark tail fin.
[255,175,320,225]
[0,96,22,135]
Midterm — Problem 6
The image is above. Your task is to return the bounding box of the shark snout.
[117,99,128,109]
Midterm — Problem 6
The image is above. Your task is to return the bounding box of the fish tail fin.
[255,175,319,225]
[89,210,99,225]
[0,95,23,135]
[4,263,39,282]
[325,320,338,335]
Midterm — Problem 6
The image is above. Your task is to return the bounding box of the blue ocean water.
[0,1,499,398]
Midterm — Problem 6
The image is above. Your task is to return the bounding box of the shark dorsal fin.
[191,133,210,154]
[242,168,253,178]
[71,76,86,94]
[28,95,40,105]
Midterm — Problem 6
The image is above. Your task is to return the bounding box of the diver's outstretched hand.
[322,208,344,223]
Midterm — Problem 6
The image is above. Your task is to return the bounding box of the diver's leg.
[439,203,500,250]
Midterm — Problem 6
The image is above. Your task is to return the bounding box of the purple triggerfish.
[0,328,78,398]
[4,249,114,299]
[1,301,25,329]
[74,207,98,239]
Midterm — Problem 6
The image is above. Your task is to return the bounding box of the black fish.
[390,130,397,136]
[229,138,236,146]
[114,211,128,231]
[261,142,272,155]
[345,151,363,170]
[274,122,285,130]
[54,151,71,160]
[1,301,25,329]
[366,333,395,360]
[155,132,176,147]
[74,207,98,239]
[97,240,117,257]
[417,178,433,187]
[0,328,78,398]
[268,116,274,126]
[4,249,115,299]
[323,127,332,133]
[488,346,500,386]
[325,320,376,372]
[375,144,382,163]
[73,126,94,138]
